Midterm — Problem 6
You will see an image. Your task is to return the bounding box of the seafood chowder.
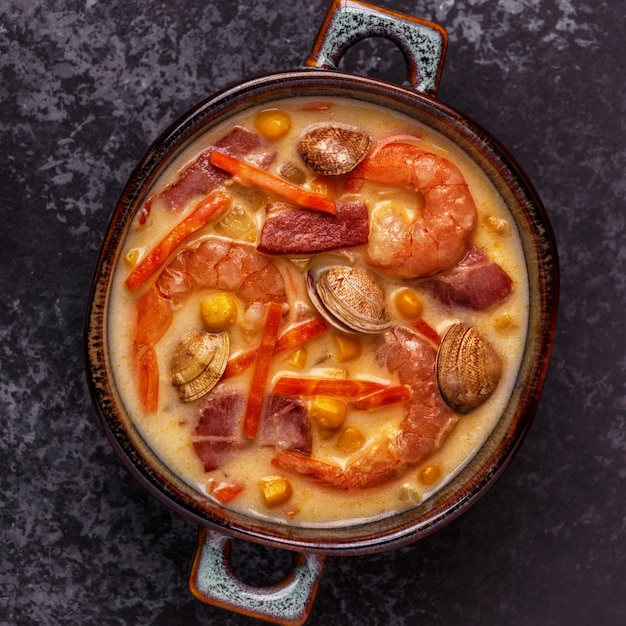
[108,97,529,527]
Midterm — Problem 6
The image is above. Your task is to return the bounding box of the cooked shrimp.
[358,141,477,278]
[271,325,456,489]
[132,237,287,412]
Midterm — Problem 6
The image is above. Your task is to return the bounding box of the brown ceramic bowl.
[84,1,558,624]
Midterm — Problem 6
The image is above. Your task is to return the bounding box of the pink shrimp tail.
[271,452,346,488]
[272,440,409,490]
[131,287,174,414]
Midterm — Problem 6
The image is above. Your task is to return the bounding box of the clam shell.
[436,323,502,413]
[170,330,229,403]
[297,123,371,175]
[307,265,391,334]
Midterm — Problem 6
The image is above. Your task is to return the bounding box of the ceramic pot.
[84,2,559,624]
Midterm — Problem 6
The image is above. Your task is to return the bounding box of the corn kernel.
[485,215,512,238]
[398,483,422,504]
[200,292,238,331]
[334,334,362,362]
[395,289,423,319]
[254,109,292,140]
[123,248,140,267]
[336,427,365,454]
[259,476,293,507]
[494,312,518,334]
[418,464,442,486]
[310,396,347,430]
[285,348,308,369]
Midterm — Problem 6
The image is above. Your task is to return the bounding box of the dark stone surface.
[1,1,624,624]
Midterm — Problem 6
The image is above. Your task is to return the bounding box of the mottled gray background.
[1,0,624,625]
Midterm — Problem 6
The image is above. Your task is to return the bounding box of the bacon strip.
[257,201,369,254]
[420,245,513,311]
[193,389,312,471]
[258,395,312,455]
[140,126,275,219]
[193,390,247,472]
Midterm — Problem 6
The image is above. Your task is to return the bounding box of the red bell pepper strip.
[209,150,336,215]
[350,385,412,411]
[272,376,387,398]
[243,301,283,440]
[222,318,327,380]
[208,480,245,504]
[413,318,441,346]
[274,317,328,353]
[125,190,231,291]
[221,351,256,380]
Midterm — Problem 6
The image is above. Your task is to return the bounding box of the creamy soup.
[108,97,528,527]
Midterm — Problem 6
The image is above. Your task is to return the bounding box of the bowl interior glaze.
[84,69,558,556]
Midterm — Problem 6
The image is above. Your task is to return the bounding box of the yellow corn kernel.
[336,427,365,454]
[398,483,422,504]
[334,334,362,362]
[200,292,238,331]
[285,348,308,369]
[310,396,347,430]
[418,464,442,486]
[395,289,423,319]
[259,476,293,507]
[494,312,518,334]
[254,109,292,140]
[123,248,140,267]
[485,215,512,238]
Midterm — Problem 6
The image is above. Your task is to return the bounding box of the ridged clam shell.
[298,124,371,176]
[436,323,502,413]
[170,330,229,402]
[307,265,391,334]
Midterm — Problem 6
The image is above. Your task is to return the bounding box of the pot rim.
[84,67,559,556]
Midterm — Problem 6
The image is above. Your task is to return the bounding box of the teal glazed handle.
[305,0,448,95]
[189,529,327,626]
